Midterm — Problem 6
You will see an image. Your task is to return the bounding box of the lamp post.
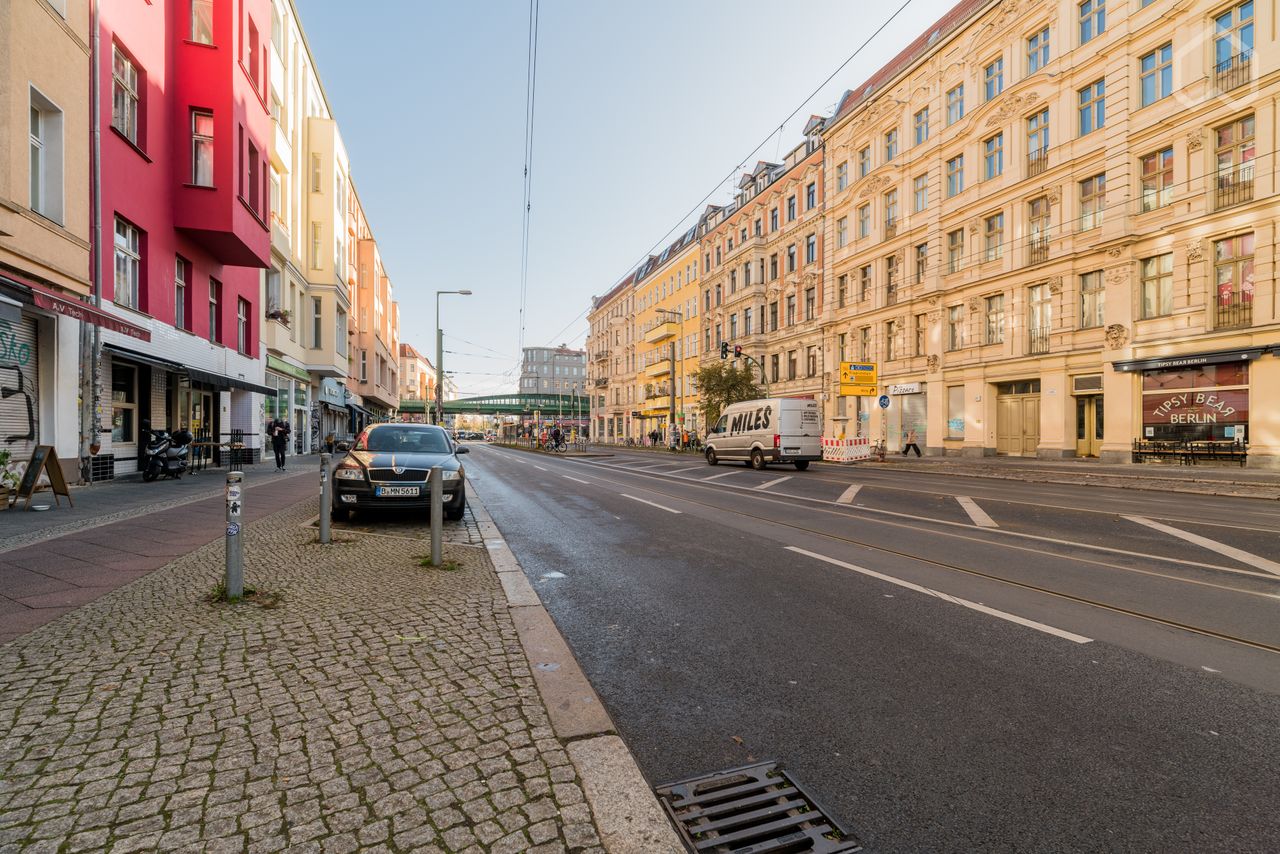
[655,307,685,445]
[435,289,472,425]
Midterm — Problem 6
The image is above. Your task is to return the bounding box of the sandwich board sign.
[13,445,72,510]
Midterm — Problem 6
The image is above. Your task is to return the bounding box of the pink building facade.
[97,0,273,475]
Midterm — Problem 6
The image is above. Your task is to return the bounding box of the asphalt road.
[464,443,1280,853]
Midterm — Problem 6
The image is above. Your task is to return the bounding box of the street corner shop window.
[112,366,137,443]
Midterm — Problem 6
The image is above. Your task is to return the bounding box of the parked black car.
[331,423,468,521]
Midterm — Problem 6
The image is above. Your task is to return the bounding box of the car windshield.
[357,427,452,454]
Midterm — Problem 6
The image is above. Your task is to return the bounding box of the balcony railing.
[1215,290,1253,330]
[1027,148,1048,178]
[593,377,608,388]
[1027,237,1050,266]
[644,384,671,400]
[1215,171,1254,210]
[1214,50,1252,92]
[592,348,610,362]
[1028,326,1050,355]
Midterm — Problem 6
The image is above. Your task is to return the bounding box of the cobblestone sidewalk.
[0,500,606,853]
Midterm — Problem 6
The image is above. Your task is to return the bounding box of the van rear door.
[778,401,822,459]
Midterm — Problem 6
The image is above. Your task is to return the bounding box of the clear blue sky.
[298,0,956,396]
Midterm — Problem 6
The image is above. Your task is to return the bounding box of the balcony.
[726,233,767,260]
[593,377,608,388]
[1027,148,1048,178]
[644,321,678,344]
[645,384,671,400]
[1215,51,1252,93]
[1215,289,1253,330]
[592,348,610,362]
[1027,237,1050,266]
[1215,171,1254,210]
[1028,326,1050,355]
[646,360,672,378]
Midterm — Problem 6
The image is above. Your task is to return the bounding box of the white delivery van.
[703,397,822,470]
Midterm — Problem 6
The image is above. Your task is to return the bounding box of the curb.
[466,484,683,853]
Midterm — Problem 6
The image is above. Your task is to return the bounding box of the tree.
[695,361,763,429]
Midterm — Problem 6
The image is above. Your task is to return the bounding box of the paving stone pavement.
[0,499,608,853]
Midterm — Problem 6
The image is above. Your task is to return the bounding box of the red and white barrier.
[821,437,872,463]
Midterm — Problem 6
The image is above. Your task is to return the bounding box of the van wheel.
[750,449,766,470]
[794,460,810,471]
[705,448,718,465]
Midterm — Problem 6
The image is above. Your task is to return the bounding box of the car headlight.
[334,467,364,480]
[441,469,460,481]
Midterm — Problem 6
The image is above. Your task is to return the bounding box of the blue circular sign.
[877,395,891,410]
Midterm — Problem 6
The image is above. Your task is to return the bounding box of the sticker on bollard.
[226,522,240,536]
[226,484,242,501]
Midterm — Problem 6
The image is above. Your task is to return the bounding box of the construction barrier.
[821,437,872,463]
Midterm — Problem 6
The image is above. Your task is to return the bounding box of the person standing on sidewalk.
[270,418,291,470]
[902,427,921,457]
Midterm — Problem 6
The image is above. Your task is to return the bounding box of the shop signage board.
[1142,389,1247,424]
[889,383,921,395]
[13,445,72,510]
[839,362,878,396]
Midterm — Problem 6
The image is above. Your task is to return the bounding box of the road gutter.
[467,483,683,853]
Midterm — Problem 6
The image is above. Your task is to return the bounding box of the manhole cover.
[656,760,861,853]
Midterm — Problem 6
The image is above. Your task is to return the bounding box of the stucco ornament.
[926,354,940,372]
[967,297,981,312]
[1046,186,1062,206]
[1186,129,1205,152]
[1105,265,1129,286]
[1047,276,1063,295]
[857,174,894,199]
[1106,246,1124,258]
[967,218,981,236]
[985,90,1041,128]
[1105,324,1129,350]
[1186,240,1204,262]
[926,295,941,307]
[926,310,940,324]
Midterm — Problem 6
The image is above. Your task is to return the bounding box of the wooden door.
[1021,396,1040,455]
[997,397,1020,455]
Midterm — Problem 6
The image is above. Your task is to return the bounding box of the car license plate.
[375,486,420,497]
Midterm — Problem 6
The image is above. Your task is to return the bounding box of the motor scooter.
[142,427,193,482]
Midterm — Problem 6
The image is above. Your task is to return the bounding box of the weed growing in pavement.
[207,581,283,608]
[416,556,461,571]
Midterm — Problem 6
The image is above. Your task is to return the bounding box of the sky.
[297,0,957,397]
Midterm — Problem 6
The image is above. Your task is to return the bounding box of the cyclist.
[551,425,564,451]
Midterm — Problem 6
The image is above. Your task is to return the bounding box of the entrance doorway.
[996,380,1040,456]
[1075,395,1104,457]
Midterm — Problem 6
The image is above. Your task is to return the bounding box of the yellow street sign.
[839,361,877,387]
[840,384,879,397]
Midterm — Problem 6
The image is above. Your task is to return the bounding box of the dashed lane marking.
[754,476,792,491]
[787,546,1092,644]
[836,484,862,505]
[620,494,681,514]
[701,470,741,482]
[1126,516,1280,576]
[957,496,998,528]
[562,475,591,485]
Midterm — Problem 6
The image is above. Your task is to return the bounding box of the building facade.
[97,0,274,477]
[398,342,434,420]
[633,225,703,440]
[519,345,587,423]
[586,275,635,441]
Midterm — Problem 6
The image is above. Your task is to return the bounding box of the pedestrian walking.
[269,418,292,470]
[902,427,921,457]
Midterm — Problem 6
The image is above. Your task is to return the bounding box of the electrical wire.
[517,0,541,358]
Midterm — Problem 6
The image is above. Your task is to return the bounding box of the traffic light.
[720,341,729,359]
[733,344,743,358]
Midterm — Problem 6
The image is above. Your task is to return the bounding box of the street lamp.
[435,289,472,426]
[655,307,685,445]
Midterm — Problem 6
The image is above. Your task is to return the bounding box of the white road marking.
[787,546,1092,644]
[531,464,548,472]
[1125,516,1280,576]
[701,470,740,482]
[836,484,862,505]
[562,475,590,484]
[755,476,792,491]
[956,496,998,528]
[620,493,681,514]
[669,466,706,475]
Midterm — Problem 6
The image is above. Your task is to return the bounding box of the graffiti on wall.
[1,364,36,444]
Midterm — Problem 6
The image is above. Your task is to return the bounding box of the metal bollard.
[225,471,244,599]
[319,452,332,544]
[429,465,442,566]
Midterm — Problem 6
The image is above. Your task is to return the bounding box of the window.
[985,294,1004,344]
[715,284,722,305]
[1139,44,1172,106]
[785,295,796,326]
[1140,147,1173,211]
[885,254,899,305]
[1140,253,1173,318]
[805,234,817,264]
[947,229,964,274]
[113,216,140,309]
[770,354,780,383]
[729,314,738,340]
[310,221,321,268]
[838,332,847,361]
[884,190,898,231]
[858,146,871,178]
[1214,2,1254,90]
[984,58,1004,102]
[704,288,712,311]
[191,110,214,186]
[946,85,964,125]
[913,174,928,212]
[984,213,1004,262]
[915,243,928,283]
[208,278,221,344]
[805,287,816,321]
[754,218,762,236]
[247,17,262,92]
[859,327,870,361]
[237,298,250,353]
[914,108,929,145]
[1079,271,1104,329]
[857,204,870,239]
[1078,79,1105,136]
[947,305,963,350]
[28,90,64,222]
[859,265,872,301]
[787,195,796,221]
[806,182,816,209]
[336,308,347,358]
[770,208,779,231]
[1213,233,1254,328]
[111,45,140,145]
[787,351,798,381]
[744,307,753,335]
[836,161,848,191]
[884,129,899,162]
[311,296,322,347]
[191,0,214,44]
[947,386,965,439]
[311,153,321,192]
[769,254,778,280]
[786,244,796,272]
[1027,109,1050,175]
[885,321,898,361]
[836,217,848,248]
[1028,196,1051,263]
[1079,0,1105,43]
[769,301,778,331]
[946,155,964,197]
[111,365,137,444]
[175,257,190,330]
[914,314,926,356]
[1215,114,1255,209]
[837,275,847,308]
[1028,284,1052,353]
[983,134,1003,180]
[1027,26,1050,73]
[1079,174,1105,231]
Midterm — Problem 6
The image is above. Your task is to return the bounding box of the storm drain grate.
[656,760,862,853]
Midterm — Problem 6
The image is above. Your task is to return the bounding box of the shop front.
[314,378,349,451]
[885,382,927,454]
[264,356,312,457]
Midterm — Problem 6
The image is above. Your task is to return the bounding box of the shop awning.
[266,355,311,384]
[1111,346,1273,373]
[1,272,151,341]
[104,343,184,372]
[185,366,277,396]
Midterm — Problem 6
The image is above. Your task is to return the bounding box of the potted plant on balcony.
[266,306,291,326]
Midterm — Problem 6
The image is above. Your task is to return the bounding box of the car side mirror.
[455,446,470,454]
[336,441,351,452]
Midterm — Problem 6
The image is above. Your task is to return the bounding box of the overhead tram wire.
[517,0,541,357]
[550,0,917,348]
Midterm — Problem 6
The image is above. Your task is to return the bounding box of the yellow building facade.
[633,227,703,441]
